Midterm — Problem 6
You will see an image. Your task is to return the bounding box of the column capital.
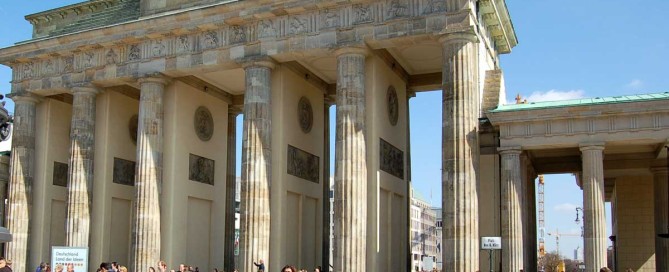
[407,90,417,99]
[652,166,669,175]
[579,142,605,152]
[498,146,522,155]
[438,30,479,46]
[71,86,101,95]
[138,74,171,86]
[334,47,370,58]
[228,105,243,116]
[242,59,276,70]
[7,91,42,104]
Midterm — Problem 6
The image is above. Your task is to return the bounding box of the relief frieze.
[257,20,277,39]
[53,161,68,187]
[177,35,191,53]
[189,154,215,185]
[10,1,457,83]
[287,145,320,183]
[229,25,247,44]
[113,158,136,186]
[379,138,404,179]
[202,31,220,49]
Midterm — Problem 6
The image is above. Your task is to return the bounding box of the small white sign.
[481,237,502,250]
[51,247,89,272]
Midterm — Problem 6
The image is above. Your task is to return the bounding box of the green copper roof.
[490,92,669,112]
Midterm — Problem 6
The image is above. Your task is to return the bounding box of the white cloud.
[625,79,644,90]
[506,90,585,105]
[525,90,585,102]
[554,203,578,213]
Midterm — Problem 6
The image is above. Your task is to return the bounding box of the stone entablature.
[487,97,669,148]
[25,0,140,39]
[2,0,515,94]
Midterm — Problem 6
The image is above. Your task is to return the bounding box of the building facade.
[410,187,438,271]
[0,1,667,272]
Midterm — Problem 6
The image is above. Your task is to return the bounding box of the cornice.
[478,0,517,54]
[487,98,669,125]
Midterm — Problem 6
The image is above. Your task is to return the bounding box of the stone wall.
[613,176,656,272]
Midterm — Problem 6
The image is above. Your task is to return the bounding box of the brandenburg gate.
[0,0,666,271]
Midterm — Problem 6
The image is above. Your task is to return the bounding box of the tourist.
[149,267,157,272]
[119,266,128,272]
[36,262,46,272]
[54,264,63,272]
[280,265,296,272]
[253,260,265,272]
[66,264,74,272]
[599,268,612,272]
[179,264,187,272]
[0,258,10,272]
[313,266,321,272]
[110,262,119,272]
[157,261,167,272]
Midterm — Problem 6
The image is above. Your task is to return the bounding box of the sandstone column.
[580,143,607,272]
[653,166,669,272]
[65,86,99,247]
[440,31,480,272]
[239,61,274,272]
[224,106,241,272]
[333,48,368,272]
[5,92,40,272]
[131,77,168,272]
[499,147,524,272]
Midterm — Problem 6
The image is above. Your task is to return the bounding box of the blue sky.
[1,0,667,260]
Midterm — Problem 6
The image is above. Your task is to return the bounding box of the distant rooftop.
[411,185,432,205]
[490,91,669,113]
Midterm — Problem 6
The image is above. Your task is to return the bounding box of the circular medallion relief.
[129,114,139,145]
[194,106,214,141]
[387,86,399,126]
[298,96,313,133]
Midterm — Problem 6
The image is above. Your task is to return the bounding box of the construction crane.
[547,229,582,258]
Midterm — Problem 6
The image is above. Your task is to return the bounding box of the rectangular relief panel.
[287,145,320,183]
[189,154,215,185]
[380,138,404,179]
[301,196,317,269]
[49,200,66,248]
[187,197,212,272]
[110,198,132,265]
[113,158,136,186]
[53,162,68,187]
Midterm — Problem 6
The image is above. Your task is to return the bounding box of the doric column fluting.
[5,93,40,272]
[333,47,368,272]
[239,61,274,272]
[499,147,524,272]
[653,166,669,272]
[131,77,168,272]
[580,143,607,272]
[224,107,241,272]
[65,86,99,248]
[440,31,480,272]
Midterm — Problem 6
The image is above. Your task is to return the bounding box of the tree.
[538,251,582,272]
[539,251,562,272]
